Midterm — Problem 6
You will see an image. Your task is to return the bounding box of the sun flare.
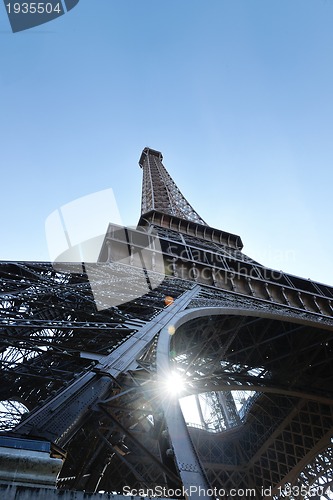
[164,371,186,397]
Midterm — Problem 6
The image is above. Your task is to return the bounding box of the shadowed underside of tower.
[0,148,333,499]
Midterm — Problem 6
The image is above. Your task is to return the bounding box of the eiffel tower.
[0,147,333,499]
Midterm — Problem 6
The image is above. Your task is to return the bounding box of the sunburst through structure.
[0,147,332,499]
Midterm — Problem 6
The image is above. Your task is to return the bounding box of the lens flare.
[164,296,174,306]
[164,371,185,397]
[168,325,176,335]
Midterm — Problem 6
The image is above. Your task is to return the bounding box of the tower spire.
[139,147,207,225]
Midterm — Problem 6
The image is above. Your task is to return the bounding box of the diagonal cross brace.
[14,286,200,447]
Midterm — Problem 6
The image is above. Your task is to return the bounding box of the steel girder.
[157,305,333,498]
[2,257,332,497]
[1,148,333,498]
[139,148,207,225]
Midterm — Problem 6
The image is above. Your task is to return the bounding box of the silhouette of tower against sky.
[0,147,333,499]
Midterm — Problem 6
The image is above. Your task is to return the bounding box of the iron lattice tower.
[139,148,207,225]
[0,147,333,499]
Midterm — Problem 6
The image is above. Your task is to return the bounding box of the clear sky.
[1,0,333,286]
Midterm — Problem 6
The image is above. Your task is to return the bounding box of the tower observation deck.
[0,148,332,499]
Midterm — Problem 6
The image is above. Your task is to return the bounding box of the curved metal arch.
[175,383,333,407]
[162,305,333,333]
[156,305,333,496]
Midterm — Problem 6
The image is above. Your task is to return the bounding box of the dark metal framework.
[0,148,333,499]
[139,147,207,225]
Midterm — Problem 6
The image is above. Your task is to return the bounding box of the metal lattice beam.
[0,148,333,498]
[139,147,207,225]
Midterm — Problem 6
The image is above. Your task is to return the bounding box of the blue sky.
[1,0,333,286]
